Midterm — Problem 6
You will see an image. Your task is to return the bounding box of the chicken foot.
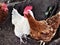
[39,40,45,45]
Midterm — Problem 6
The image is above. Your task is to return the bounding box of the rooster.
[12,6,34,44]
[24,8,60,45]
[0,3,8,23]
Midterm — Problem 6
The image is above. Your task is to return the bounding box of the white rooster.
[12,6,34,44]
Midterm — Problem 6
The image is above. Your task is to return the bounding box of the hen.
[0,3,8,23]
[12,6,34,44]
[24,11,60,45]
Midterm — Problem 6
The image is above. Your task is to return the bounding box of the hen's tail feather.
[46,11,60,29]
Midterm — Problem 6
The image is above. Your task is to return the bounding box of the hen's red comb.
[1,3,8,11]
[24,6,33,11]
[23,6,33,15]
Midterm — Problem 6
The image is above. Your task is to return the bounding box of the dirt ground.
[0,0,60,45]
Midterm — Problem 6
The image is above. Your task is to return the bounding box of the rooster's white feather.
[12,8,30,43]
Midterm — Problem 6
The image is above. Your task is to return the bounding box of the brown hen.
[25,11,60,44]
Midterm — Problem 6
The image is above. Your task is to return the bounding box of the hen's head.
[23,6,33,17]
[0,3,8,23]
[0,3,8,12]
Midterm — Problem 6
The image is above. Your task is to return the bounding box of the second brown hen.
[24,11,60,45]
